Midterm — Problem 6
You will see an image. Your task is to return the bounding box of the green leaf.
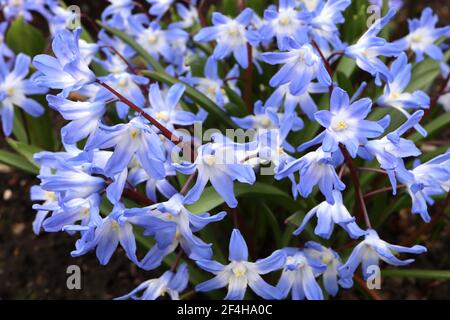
[382,269,450,280]
[13,112,29,143]
[186,182,296,214]
[97,21,165,73]
[6,16,45,57]
[0,150,39,174]
[24,96,57,150]
[407,50,450,92]
[142,70,237,128]
[6,138,42,167]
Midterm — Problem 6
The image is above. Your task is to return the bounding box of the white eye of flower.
[6,86,15,96]
[333,120,348,131]
[81,208,90,217]
[232,264,247,277]
[389,92,401,100]
[11,0,23,7]
[129,128,140,140]
[111,220,120,231]
[203,154,217,166]
[207,85,217,94]
[278,14,291,26]
[228,25,240,37]
[321,252,334,264]
[155,111,170,122]
[260,116,272,128]
[147,34,158,44]
[118,78,128,87]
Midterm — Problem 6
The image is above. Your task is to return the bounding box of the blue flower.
[265,82,328,120]
[304,242,353,296]
[231,100,303,134]
[125,193,226,270]
[395,151,450,222]
[293,190,366,239]
[30,182,60,235]
[307,0,351,48]
[262,39,332,95]
[277,247,325,300]
[172,3,199,29]
[377,53,430,136]
[396,7,450,62]
[196,229,286,300]
[182,57,240,109]
[101,0,134,30]
[2,0,42,21]
[194,8,259,69]
[173,135,256,208]
[260,0,310,50]
[339,229,427,280]
[147,0,175,18]
[369,0,403,11]
[128,19,188,64]
[33,28,96,96]
[0,22,14,58]
[312,87,385,157]
[40,194,101,233]
[145,83,201,130]
[276,147,345,204]
[35,151,105,202]
[87,204,139,265]
[85,117,166,179]
[0,53,47,136]
[361,110,423,192]
[95,50,148,118]
[345,10,402,85]
[127,158,178,202]
[46,95,105,144]
[116,263,189,300]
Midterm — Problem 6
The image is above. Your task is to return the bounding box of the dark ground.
[0,0,449,300]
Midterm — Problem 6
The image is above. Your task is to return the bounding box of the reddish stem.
[244,43,254,113]
[339,144,372,229]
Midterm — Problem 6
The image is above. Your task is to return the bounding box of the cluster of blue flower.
[1,0,449,300]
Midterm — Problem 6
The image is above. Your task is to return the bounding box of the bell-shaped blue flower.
[196,229,286,300]
[345,10,402,85]
[339,229,427,280]
[33,28,96,96]
[377,53,430,136]
[262,39,332,95]
[0,53,47,136]
[116,263,189,300]
[194,8,259,69]
[313,87,385,157]
[396,7,450,62]
[293,190,366,239]
[277,247,325,300]
[85,117,166,179]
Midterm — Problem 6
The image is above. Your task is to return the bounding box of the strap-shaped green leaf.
[0,150,39,174]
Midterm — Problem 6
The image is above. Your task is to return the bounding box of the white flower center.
[203,154,217,166]
[232,264,247,277]
[130,128,140,140]
[333,120,348,131]
[147,34,158,45]
[111,221,120,231]
[155,111,169,122]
